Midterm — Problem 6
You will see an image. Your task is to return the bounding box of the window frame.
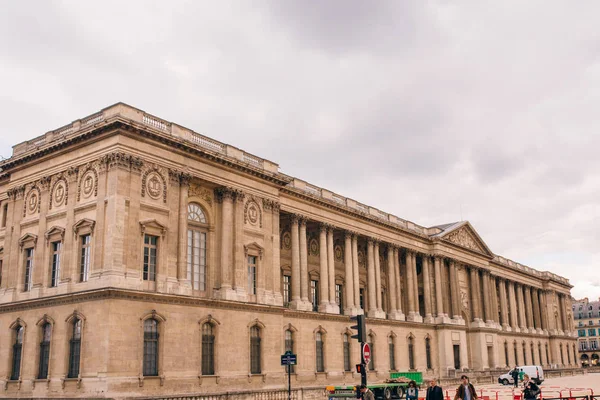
[50,241,62,288]
[250,325,262,375]
[24,247,35,292]
[10,323,25,381]
[187,203,209,292]
[38,322,52,380]
[315,331,325,373]
[67,316,83,379]
[201,322,216,376]
[143,234,158,282]
[343,333,351,372]
[388,335,396,371]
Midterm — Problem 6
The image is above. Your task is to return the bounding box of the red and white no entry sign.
[362,342,371,365]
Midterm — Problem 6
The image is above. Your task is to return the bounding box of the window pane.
[187,203,207,223]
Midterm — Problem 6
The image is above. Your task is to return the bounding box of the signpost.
[362,343,371,366]
[281,351,297,400]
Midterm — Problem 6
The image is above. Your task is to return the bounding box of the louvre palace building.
[0,103,577,399]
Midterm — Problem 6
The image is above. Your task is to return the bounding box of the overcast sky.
[1,1,598,300]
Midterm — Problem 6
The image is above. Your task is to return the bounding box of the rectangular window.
[143,235,158,281]
[316,335,324,372]
[359,288,365,310]
[79,234,91,282]
[336,284,343,314]
[589,329,596,336]
[283,275,291,307]
[250,328,261,374]
[344,337,351,371]
[187,230,207,290]
[579,330,587,337]
[453,344,461,370]
[50,242,61,287]
[24,248,34,291]
[1,203,7,228]
[368,339,375,371]
[311,280,319,312]
[248,256,257,295]
[389,340,396,371]
[426,339,432,369]
[68,320,82,378]
[0,259,3,288]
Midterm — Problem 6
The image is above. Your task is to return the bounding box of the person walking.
[407,381,419,400]
[522,374,540,400]
[359,384,374,400]
[454,375,478,400]
[426,379,444,400]
[511,367,520,388]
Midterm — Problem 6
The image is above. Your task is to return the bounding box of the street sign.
[281,351,297,366]
[362,343,371,365]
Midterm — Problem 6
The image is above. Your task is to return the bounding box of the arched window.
[143,319,159,376]
[408,336,415,370]
[560,343,564,365]
[531,342,535,364]
[285,330,295,373]
[567,343,572,365]
[11,325,24,380]
[68,318,82,378]
[504,342,509,367]
[523,342,527,364]
[202,323,215,375]
[343,333,351,372]
[315,332,324,372]
[513,342,518,365]
[187,203,208,291]
[572,344,577,366]
[538,343,542,366]
[250,326,261,374]
[368,334,375,371]
[388,336,396,371]
[425,337,432,370]
[38,323,52,379]
[545,344,550,365]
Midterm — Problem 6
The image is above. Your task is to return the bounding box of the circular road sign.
[362,342,371,365]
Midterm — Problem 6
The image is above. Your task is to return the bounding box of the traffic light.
[350,314,366,343]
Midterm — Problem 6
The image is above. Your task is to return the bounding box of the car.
[498,365,544,385]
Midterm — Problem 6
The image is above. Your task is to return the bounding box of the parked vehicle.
[498,365,544,385]
[327,372,423,400]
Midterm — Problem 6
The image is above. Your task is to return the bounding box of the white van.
[498,365,544,385]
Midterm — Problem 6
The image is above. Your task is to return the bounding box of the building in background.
[574,297,600,366]
[0,103,578,399]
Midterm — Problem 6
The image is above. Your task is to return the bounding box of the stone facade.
[0,103,578,399]
[573,297,600,366]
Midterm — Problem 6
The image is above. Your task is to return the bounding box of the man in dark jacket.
[359,385,374,400]
[454,375,477,400]
[511,367,520,388]
[522,374,540,400]
[426,379,444,400]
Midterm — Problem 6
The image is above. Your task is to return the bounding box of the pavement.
[439,374,600,400]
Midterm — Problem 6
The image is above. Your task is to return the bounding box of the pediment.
[18,233,38,248]
[73,218,96,234]
[45,226,66,242]
[139,219,168,236]
[432,221,493,257]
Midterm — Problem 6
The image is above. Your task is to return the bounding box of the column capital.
[367,237,375,246]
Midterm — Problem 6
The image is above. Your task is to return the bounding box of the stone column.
[515,284,526,331]
[539,290,549,332]
[422,255,433,322]
[289,215,302,308]
[532,288,542,333]
[387,246,400,319]
[233,191,246,298]
[508,281,519,331]
[499,279,510,331]
[217,188,235,298]
[470,267,482,323]
[412,253,420,318]
[177,176,190,285]
[318,224,330,312]
[270,203,283,306]
[343,232,356,315]
[434,256,446,320]
[559,294,567,333]
[34,178,50,287]
[327,227,338,313]
[482,271,493,325]
[524,286,534,331]
[352,234,361,312]
[449,260,461,320]
[372,241,385,318]
[393,247,404,319]
[299,218,309,304]
[490,275,500,325]
[366,239,378,317]
[405,250,416,319]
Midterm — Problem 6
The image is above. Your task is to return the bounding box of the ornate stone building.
[573,297,600,367]
[0,103,577,398]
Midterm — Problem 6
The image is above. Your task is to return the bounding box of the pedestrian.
[359,384,375,400]
[454,375,478,400]
[522,374,540,400]
[511,367,520,388]
[426,378,444,400]
[407,381,419,400]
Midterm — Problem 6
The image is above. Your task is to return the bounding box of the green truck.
[326,372,423,400]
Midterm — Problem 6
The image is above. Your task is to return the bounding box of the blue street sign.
[281,352,297,366]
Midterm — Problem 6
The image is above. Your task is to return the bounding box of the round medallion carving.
[282,232,292,250]
[146,173,162,200]
[28,192,39,214]
[358,250,365,267]
[81,172,95,199]
[309,238,319,256]
[247,203,259,225]
[54,181,66,207]
[334,245,343,262]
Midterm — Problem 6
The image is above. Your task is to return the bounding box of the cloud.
[0,0,599,300]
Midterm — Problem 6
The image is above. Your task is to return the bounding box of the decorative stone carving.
[188,184,213,206]
[244,197,262,228]
[99,151,144,171]
[309,238,319,256]
[334,244,343,262]
[262,198,279,212]
[49,177,68,209]
[7,185,25,200]
[358,250,365,268]
[445,227,484,253]
[141,166,167,203]
[23,185,41,217]
[281,231,292,250]
[214,187,240,203]
[78,167,98,202]
[39,176,52,191]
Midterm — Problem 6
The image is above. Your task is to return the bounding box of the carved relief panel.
[49,175,68,210]
[77,164,98,202]
[244,196,262,228]
[23,185,41,217]
[141,166,167,203]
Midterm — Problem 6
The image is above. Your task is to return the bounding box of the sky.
[0,1,598,300]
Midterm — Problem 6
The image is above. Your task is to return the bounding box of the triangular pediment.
[430,221,493,257]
